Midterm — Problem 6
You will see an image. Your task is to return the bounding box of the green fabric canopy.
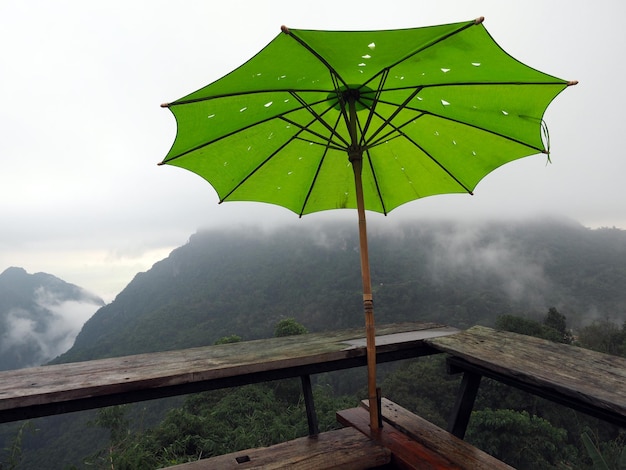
[161,19,572,216]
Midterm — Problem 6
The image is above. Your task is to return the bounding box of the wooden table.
[0,322,458,425]
[426,326,626,436]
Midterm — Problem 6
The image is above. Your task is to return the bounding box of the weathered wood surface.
[370,398,512,469]
[162,427,391,469]
[427,325,626,426]
[0,322,458,423]
[338,406,451,470]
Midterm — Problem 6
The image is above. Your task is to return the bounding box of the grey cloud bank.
[1,0,623,300]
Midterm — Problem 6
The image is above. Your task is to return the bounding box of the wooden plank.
[161,427,391,470]
[367,398,513,470]
[0,322,459,423]
[427,326,626,426]
[338,406,457,470]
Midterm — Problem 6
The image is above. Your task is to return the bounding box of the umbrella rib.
[219,132,304,203]
[298,112,346,217]
[160,96,338,164]
[164,87,333,107]
[365,98,547,154]
[290,91,351,148]
[280,113,346,150]
[414,109,546,153]
[283,28,350,92]
[368,80,568,94]
[362,18,480,91]
[358,70,388,147]
[359,86,424,147]
[366,115,426,149]
[401,133,475,194]
[363,143,389,216]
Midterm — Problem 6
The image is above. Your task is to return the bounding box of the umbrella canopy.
[160,17,575,429]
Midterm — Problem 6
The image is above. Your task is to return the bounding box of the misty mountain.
[0,267,105,370]
[55,218,626,364]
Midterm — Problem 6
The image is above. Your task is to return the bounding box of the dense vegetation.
[2,218,626,468]
[55,218,626,363]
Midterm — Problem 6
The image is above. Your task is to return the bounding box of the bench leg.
[300,375,319,436]
[447,371,481,439]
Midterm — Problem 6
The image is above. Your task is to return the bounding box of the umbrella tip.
[475,16,485,24]
[567,80,579,86]
[160,102,170,108]
[281,25,290,34]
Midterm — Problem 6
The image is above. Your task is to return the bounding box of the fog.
[1,0,624,303]
[0,287,102,368]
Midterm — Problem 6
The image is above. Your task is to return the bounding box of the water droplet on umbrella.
[207,114,215,119]
[501,110,509,115]
[362,54,371,59]
[441,99,450,106]
[368,42,376,49]
[441,68,451,73]
[240,107,247,112]
[472,62,481,67]
[264,101,273,107]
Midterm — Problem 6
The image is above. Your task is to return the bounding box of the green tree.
[544,307,573,344]
[578,319,625,356]
[274,318,308,337]
[466,408,575,468]
[495,314,562,342]
[380,356,460,428]
[214,335,242,345]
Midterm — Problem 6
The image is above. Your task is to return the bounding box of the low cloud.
[0,287,101,368]
[426,222,551,309]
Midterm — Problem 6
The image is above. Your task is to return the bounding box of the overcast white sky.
[1,0,623,302]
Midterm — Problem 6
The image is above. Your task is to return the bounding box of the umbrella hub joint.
[348,145,364,162]
[342,87,361,103]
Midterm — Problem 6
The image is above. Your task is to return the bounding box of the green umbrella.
[160,17,576,430]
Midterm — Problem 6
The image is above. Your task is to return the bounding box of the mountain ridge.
[54,217,626,364]
[0,267,105,370]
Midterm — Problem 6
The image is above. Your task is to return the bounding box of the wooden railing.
[2,323,624,469]
[0,322,457,428]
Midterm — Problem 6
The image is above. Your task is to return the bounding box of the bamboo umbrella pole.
[348,98,380,431]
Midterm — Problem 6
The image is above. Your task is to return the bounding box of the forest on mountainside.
[55,218,626,363]
[2,218,626,469]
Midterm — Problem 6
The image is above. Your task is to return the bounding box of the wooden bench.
[425,325,626,437]
[0,322,458,429]
[337,398,512,469]
[161,427,391,469]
